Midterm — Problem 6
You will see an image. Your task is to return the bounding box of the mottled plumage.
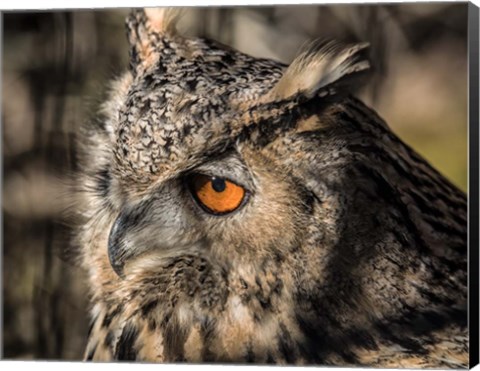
[77,8,468,367]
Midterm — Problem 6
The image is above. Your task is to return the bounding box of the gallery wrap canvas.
[1,1,479,368]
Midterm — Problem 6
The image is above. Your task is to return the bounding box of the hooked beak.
[108,202,150,279]
[108,213,129,278]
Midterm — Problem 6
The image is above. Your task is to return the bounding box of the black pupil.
[211,177,226,192]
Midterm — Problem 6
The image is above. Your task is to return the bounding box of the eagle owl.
[77,8,468,367]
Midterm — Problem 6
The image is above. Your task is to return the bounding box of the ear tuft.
[268,40,370,101]
[126,8,183,74]
[144,7,182,34]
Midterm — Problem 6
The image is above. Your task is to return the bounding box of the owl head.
[80,8,466,364]
[96,8,370,277]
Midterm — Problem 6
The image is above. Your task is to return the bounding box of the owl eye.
[187,174,247,215]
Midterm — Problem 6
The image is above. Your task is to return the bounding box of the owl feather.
[77,7,468,368]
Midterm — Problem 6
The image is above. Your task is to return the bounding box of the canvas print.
[2,2,478,368]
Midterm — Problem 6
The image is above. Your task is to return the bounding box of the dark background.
[2,3,468,360]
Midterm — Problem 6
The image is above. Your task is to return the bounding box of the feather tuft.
[268,40,370,100]
[144,7,183,34]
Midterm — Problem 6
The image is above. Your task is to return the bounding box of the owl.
[77,8,468,367]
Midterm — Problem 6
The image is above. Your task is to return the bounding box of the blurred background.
[2,3,468,360]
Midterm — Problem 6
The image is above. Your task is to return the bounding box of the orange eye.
[188,174,247,215]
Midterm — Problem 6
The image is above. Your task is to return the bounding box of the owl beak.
[108,213,129,278]
[108,204,150,279]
